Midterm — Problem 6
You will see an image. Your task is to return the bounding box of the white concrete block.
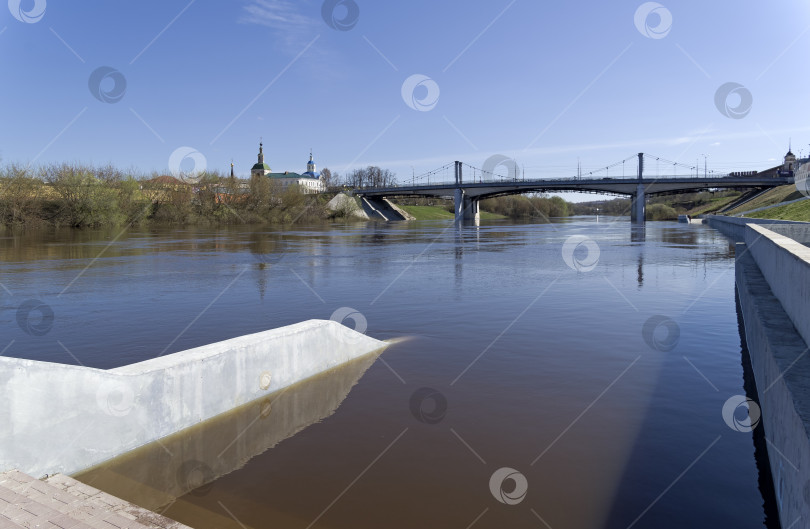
[0,320,387,477]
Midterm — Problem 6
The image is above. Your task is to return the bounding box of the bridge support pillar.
[463,195,480,224]
[631,184,646,224]
[454,188,463,221]
[454,189,479,224]
[631,153,646,224]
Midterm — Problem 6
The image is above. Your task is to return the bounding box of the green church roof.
[252,163,271,171]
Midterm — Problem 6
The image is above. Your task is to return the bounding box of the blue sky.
[1,0,809,192]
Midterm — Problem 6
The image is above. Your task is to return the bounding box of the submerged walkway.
[0,470,191,529]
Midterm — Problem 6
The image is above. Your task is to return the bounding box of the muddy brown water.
[1,218,778,528]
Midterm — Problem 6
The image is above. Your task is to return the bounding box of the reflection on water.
[76,350,379,523]
[0,218,778,528]
[631,225,645,287]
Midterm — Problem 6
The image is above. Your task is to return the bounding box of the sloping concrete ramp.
[360,196,413,220]
[0,320,388,478]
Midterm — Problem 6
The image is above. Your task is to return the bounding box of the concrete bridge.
[356,154,793,223]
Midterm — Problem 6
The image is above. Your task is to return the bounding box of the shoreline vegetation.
[1,163,802,229]
[0,163,337,229]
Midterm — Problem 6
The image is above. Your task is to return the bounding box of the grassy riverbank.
[574,190,745,220]
[396,205,454,220]
[394,195,568,221]
[705,184,810,221]
[396,204,506,220]
[741,199,810,221]
[723,185,803,216]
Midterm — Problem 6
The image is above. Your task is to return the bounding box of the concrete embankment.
[706,215,806,241]
[0,320,388,478]
[710,216,810,526]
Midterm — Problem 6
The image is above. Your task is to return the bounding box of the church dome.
[252,141,271,173]
[303,150,318,178]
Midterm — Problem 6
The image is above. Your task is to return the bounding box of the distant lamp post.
[701,154,709,177]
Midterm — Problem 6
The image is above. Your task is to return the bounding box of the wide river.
[1,217,778,528]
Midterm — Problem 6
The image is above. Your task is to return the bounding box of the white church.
[250,142,326,194]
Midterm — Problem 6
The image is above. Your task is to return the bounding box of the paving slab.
[0,473,191,529]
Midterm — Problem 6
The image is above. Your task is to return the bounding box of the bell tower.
[784,140,797,173]
[306,150,316,174]
[251,140,271,177]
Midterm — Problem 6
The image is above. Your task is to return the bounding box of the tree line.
[323,166,397,189]
[479,195,570,219]
[0,163,337,228]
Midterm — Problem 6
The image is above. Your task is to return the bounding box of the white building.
[250,142,326,194]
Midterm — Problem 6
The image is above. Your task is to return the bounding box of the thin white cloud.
[237,0,346,83]
[240,0,314,30]
[683,125,720,137]
[239,0,319,50]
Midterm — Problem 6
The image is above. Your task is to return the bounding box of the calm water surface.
[0,217,778,528]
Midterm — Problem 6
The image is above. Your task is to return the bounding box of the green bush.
[646,203,678,221]
[480,194,570,220]
[43,164,125,227]
[0,165,46,226]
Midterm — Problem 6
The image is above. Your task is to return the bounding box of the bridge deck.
[357,176,793,198]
